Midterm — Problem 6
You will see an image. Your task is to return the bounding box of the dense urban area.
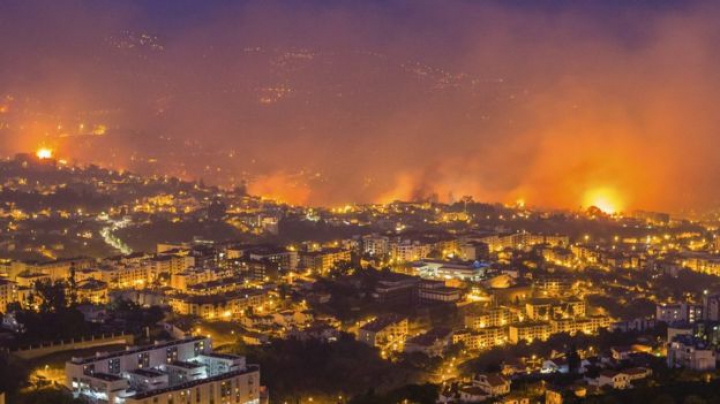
[1,154,720,404]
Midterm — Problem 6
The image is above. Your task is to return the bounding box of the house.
[545,386,564,404]
[623,367,652,382]
[594,370,630,390]
[358,315,408,352]
[288,321,339,342]
[472,373,511,397]
[457,386,489,403]
[404,328,452,357]
[610,345,634,361]
[272,310,314,328]
[498,393,530,404]
[501,359,529,376]
[541,358,569,374]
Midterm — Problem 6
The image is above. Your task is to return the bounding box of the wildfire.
[36,147,54,160]
[583,187,622,214]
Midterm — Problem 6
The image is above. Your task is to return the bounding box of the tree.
[567,345,581,374]
[652,394,676,404]
[14,388,84,404]
[68,265,78,306]
[34,280,68,313]
[683,396,707,404]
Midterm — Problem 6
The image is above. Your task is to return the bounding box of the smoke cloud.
[1,0,719,212]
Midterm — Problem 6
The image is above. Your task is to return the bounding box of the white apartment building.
[66,337,264,404]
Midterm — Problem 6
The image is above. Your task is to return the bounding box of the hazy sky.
[1,0,719,212]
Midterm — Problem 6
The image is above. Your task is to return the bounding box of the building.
[478,232,568,252]
[235,259,279,282]
[183,277,248,296]
[508,322,551,344]
[299,248,351,274]
[170,268,222,291]
[358,315,409,353]
[168,289,267,320]
[244,245,298,273]
[362,235,390,257]
[624,367,652,382]
[681,253,720,276]
[457,386,488,403]
[373,273,421,305]
[704,293,720,321]
[594,371,630,390]
[453,327,507,351]
[404,328,452,357]
[417,280,462,304]
[149,254,195,276]
[8,257,95,281]
[391,240,432,263]
[542,247,575,268]
[66,336,264,404]
[96,264,154,289]
[412,259,487,282]
[0,279,17,313]
[76,279,110,305]
[532,276,578,298]
[667,335,717,371]
[656,303,704,324]
[550,315,611,336]
[472,374,511,397]
[458,242,490,261]
[465,306,513,330]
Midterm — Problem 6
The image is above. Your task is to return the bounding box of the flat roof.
[130,366,259,400]
[70,337,208,365]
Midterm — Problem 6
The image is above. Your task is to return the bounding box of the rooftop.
[70,337,208,365]
[130,366,259,400]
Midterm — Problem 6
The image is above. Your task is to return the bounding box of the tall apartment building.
[0,279,17,312]
[465,306,513,330]
[299,248,352,274]
[362,235,391,256]
[66,336,265,404]
[656,303,704,324]
[508,322,552,344]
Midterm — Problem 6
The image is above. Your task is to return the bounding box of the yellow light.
[583,187,622,214]
[36,147,53,160]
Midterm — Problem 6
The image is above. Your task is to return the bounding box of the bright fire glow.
[36,147,53,160]
[583,187,622,214]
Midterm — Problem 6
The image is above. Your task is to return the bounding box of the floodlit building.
[66,336,264,404]
[453,327,507,351]
[508,322,551,344]
[358,315,409,353]
[465,306,513,329]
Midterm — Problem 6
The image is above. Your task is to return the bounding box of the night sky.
[1,0,719,211]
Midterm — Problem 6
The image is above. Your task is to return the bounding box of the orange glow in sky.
[36,147,53,160]
[583,187,623,214]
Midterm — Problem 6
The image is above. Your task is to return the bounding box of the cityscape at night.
[2,1,720,404]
